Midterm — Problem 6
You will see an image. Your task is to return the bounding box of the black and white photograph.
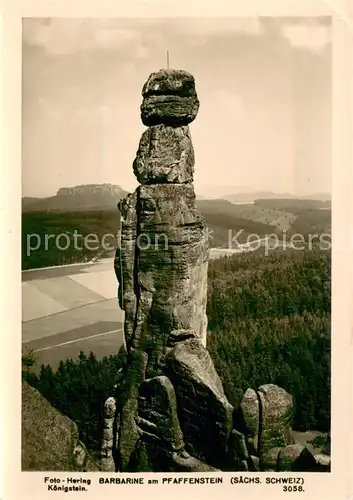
[20,15,333,474]
[1,2,352,499]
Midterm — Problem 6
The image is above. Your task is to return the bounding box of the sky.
[22,17,332,198]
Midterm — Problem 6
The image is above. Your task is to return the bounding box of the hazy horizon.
[22,182,332,200]
[22,17,332,198]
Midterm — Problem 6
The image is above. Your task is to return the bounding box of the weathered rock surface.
[239,388,260,455]
[132,375,219,472]
[22,381,99,471]
[137,376,184,453]
[101,396,117,471]
[118,349,148,471]
[142,69,198,97]
[165,339,233,467]
[227,429,249,471]
[261,446,282,471]
[114,192,138,351]
[239,384,295,468]
[167,329,197,348]
[258,384,294,456]
[138,185,208,357]
[118,183,209,375]
[141,69,199,126]
[138,183,207,245]
[141,96,199,126]
[133,125,194,184]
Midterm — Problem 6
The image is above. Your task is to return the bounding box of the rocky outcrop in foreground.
[22,381,99,471]
[102,69,330,473]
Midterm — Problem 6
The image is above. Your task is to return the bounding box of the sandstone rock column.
[105,69,234,472]
[115,69,208,376]
[101,397,117,472]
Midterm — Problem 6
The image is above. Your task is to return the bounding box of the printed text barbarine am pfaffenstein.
[98,476,224,485]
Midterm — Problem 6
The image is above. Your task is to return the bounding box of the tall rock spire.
[116,69,208,373]
[109,69,233,472]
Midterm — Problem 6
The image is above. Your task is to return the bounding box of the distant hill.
[196,198,296,230]
[196,198,331,246]
[22,185,331,212]
[196,199,281,247]
[22,184,127,212]
[224,191,294,203]
[223,192,331,203]
[254,198,331,211]
[22,196,41,207]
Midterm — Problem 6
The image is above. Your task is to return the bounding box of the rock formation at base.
[102,68,330,473]
[22,381,99,471]
[239,384,295,462]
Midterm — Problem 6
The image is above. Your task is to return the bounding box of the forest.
[207,247,330,432]
[23,246,331,455]
[22,210,120,269]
